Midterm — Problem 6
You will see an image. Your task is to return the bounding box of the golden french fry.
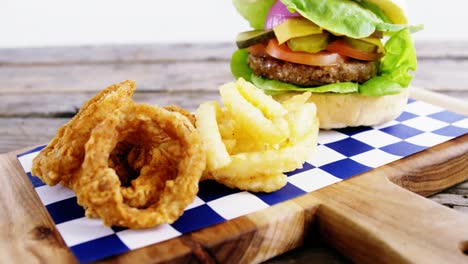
[236,78,287,118]
[195,101,231,171]
[214,172,288,193]
[286,103,318,141]
[220,82,288,145]
[211,118,318,179]
[222,138,237,154]
[197,78,319,193]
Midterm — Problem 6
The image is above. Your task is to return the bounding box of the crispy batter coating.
[164,105,196,126]
[32,80,136,187]
[75,103,205,228]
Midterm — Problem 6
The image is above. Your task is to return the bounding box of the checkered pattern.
[17,99,467,263]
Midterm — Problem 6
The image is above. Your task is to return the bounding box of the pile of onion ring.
[32,80,206,229]
[32,79,319,228]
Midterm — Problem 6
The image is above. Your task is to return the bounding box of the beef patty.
[247,54,379,87]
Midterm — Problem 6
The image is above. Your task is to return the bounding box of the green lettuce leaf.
[251,75,359,95]
[231,49,253,81]
[230,29,417,96]
[355,0,392,23]
[232,0,276,30]
[359,28,417,95]
[279,0,407,38]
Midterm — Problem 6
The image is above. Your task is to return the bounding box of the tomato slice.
[265,39,344,66]
[247,43,268,56]
[326,40,382,61]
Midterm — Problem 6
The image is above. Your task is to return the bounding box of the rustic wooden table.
[0,41,467,263]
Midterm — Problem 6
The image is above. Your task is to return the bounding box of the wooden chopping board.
[0,88,467,264]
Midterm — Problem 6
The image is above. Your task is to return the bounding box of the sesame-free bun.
[274,89,409,129]
[298,0,410,129]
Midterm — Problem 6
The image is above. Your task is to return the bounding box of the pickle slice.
[236,29,275,49]
[287,33,330,53]
[343,37,378,53]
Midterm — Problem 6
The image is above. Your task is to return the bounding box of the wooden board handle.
[312,134,468,263]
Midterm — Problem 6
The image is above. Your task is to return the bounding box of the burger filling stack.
[231,0,421,129]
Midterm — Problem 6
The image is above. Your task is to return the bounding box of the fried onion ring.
[75,103,205,228]
[32,80,136,187]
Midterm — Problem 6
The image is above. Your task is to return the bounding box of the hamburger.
[231,0,420,129]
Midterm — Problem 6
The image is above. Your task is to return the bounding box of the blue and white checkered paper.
[17,99,467,263]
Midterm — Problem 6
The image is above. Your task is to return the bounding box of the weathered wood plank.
[0,90,219,152]
[0,43,236,65]
[0,92,221,153]
[1,89,467,118]
[0,62,232,93]
[0,59,467,93]
[452,206,468,214]
[428,181,468,214]
[430,193,468,207]
[412,59,468,91]
[0,91,219,117]
[266,240,351,264]
[0,42,466,65]
[0,42,466,94]
[415,41,468,59]
[0,90,222,152]
[0,118,68,153]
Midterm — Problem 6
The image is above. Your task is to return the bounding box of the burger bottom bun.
[274,89,409,129]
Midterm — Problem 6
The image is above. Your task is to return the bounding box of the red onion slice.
[264,0,301,30]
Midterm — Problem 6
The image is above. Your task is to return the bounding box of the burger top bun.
[274,89,409,129]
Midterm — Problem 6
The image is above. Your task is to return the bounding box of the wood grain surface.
[0,41,467,263]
